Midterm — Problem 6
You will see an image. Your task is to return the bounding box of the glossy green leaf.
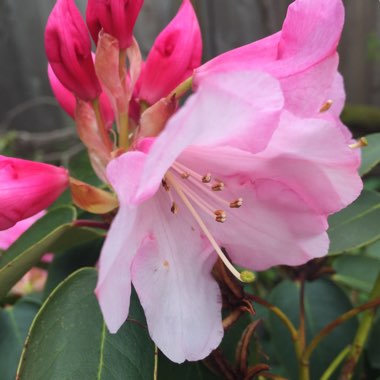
[360,133,380,176]
[333,254,380,292]
[0,207,77,299]
[0,298,40,380]
[158,352,222,380]
[44,238,103,297]
[328,190,380,255]
[17,268,154,380]
[268,279,357,379]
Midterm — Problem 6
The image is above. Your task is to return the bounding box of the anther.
[349,137,368,149]
[162,179,170,191]
[230,198,243,208]
[181,172,190,179]
[171,202,178,214]
[214,210,226,223]
[212,182,225,191]
[202,173,212,183]
[319,100,333,113]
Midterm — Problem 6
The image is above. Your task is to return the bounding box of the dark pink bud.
[0,157,69,230]
[48,64,115,129]
[138,0,202,105]
[45,0,102,101]
[86,0,144,50]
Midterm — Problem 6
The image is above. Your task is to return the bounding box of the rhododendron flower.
[86,0,143,49]
[137,0,202,105]
[96,67,362,362]
[45,0,101,101]
[0,157,68,230]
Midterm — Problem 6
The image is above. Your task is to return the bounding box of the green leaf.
[0,207,77,299]
[333,254,380,292]
[17,268,154,380]
[69,150,102,186]
[158,352,222,380]
[268,279,357,379]
[360,133,380,176]
[0,298,40,380]
[44,238,103,297]
[328,190,380,255]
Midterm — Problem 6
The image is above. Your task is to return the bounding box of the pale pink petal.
[0,211,45,250]
[138,0,202,104]
[95,206,138,333]
[208,179,330,271]
[197,0,344,79]
[133,70,283,203]
[280,54,339,117]
[131,192,223,363]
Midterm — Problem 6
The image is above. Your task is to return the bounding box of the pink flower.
[0,157,69,230]
[45,0,102,101]
[197,0,345,122]
[96,69,361,362]
[48,64,115,129]
[137,0,202,105]
[86,0,143,49]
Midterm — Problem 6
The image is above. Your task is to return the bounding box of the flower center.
[163,162,254,283]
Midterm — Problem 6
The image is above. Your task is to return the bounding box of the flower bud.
[48,64,115,129]
[86,0,144,50]
[0,157,69,230]
[138,0,202,105]
[45,0,102,101]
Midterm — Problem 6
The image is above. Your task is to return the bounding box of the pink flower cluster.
[42,0,363,363]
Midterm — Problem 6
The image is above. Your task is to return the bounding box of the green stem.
[92,98,113,151]
[320,345,351,380]
[339,272,380,380]
[298,278,310,380]
[302,295,380,370]
[169,76,193,99]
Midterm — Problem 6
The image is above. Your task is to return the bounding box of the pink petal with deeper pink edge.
[0,157,68,230]
[131,191,223,363]
[197,0,344,79]
[133,70,283,203]
[138,0,202,105]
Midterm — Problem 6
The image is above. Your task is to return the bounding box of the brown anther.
[349,137,368,149]
[171,202,178,214]
[214,210,226,223]
[202,173,212,183]
[319,99,333,113]
[230,198,243,208]
[181,172,190,179]
[162,179,170,191]
[212,182,225,191]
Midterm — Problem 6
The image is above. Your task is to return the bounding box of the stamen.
[181,172,190,179]
[319,100,333,113]
[171,202,178,214]
[349,137,368,149]
[212,182,225,191]
[165,172,254,283]
[162,179,170,191]
[202,173,212,183]
[230,198,243,208]
[214,210,226,223]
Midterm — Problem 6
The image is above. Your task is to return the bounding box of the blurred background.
[0,0,379,163]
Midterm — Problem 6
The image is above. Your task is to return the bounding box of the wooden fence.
[0,0,379,137]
